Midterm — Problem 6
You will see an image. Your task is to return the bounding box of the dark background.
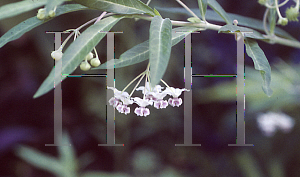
[0,0,300,176]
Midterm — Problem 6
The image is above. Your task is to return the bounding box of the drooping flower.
[168,97,182,107]
[134,107,150,117]
[153,100,168,109]
[133,97,153,117]
[116,104,130,115]
[107,87,133,114]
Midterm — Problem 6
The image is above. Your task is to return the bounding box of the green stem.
[263,8,270,35]
[275,0,284,19]
[122,72,145,93]
[175,0,202,21]
[131,14,300,48]
[265,0,289,8]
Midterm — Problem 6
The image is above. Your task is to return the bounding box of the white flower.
[107,87,129,100]
[134,107,150,117]
[163,87,189,98]
[136,82,164,94]
[256,112,295,137]
[133,97,153,107]
[168,97,182,107]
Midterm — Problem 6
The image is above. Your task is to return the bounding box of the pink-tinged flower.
[163,87,189,98]
[134,107,150,117]
[116,104,130,115]
[168,97,182,107]
[108,97,121,108]
[257,112,295,137]
[154,100,168,109]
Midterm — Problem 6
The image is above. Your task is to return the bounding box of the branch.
[131,14,300,49]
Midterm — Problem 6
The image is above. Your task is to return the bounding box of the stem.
[129,73,145,98]
[175,0,202,21]
[296,0,300,11]
[94,11,107,24]
[275,0,284,19]
[146,0,151,5]
[263,8,270,35]
[265,0,289,8]
[122,71,145,94]
[130,14,300,48]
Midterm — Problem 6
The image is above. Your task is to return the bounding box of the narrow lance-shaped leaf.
[197,0,207,21]
[33,15,124,98]
[149,16,172,88]
[0,4,87,48]
[207,0,231,24]
[15,145,63,176]
[0,0,47,21]
[245,38,273,97]
[73,0,155,16]
[93,26,199,69]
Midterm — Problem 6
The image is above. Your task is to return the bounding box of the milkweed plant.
[1,0,300,176]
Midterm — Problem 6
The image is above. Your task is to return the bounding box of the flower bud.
[48,10,56,18]
[90,58,101,67]
[51,50,63,60]
[37,8,46,20]
[80,62,91,71]
[286,6,299,22]
[277,17,288,26]
[84,52,94,61]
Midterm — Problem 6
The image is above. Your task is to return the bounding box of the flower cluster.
[49,12,107,70]
[108,82,189,117]
[256,112,295,137]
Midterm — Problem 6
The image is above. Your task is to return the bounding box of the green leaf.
[197,0,207,21]
[187,17,202,23]
[58,133,78,177]
[0,0,47,21]
[0,4,87,48]
[149,16,172,87]
[94,26,198,70]
[207,0,231,24]
[33,15,124,98]
[45,0,66,14]
[15,145,63,176]
[72,0,155,16]
[244,38,273,97]
[218,24,264,39]
[153,8,161,17]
